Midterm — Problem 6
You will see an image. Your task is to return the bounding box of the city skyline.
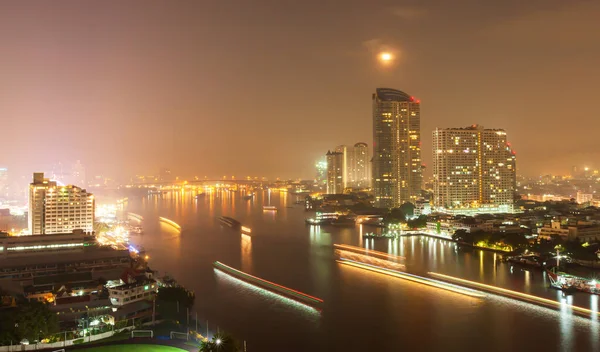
[1,1,599,180]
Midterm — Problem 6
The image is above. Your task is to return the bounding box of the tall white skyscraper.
[432,125,516,214]
[29,172,95,235]
[372,88,422,208]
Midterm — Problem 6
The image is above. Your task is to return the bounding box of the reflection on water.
[127,190,600,351]
[559,293,574,350]
[241,234,252,272]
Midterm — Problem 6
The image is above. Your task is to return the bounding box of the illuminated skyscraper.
[349,142,369,188]
[372,88,422,208]
[334,145,348,189]
[28,173,95,235]
[326,151,344,194]
[432,125,516,214]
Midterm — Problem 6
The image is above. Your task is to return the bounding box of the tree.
[0,301,59,344]
[383,208,405,224]
[407,215,427,229]
[156,286,195,322]
[399,202,415,218]
[199,332,241,352]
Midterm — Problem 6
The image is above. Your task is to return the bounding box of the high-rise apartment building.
[348,142,370,188]
[432,125,516,214]
[29,173,95,235]
[326,151,344,194]
[334,145,348,189]
[372,88,422,208]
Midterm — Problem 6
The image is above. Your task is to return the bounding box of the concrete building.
[334,145,348,189]
[326,151,344,194]
[349,142,370,189]
[372,88,422,208]
[432,125,516,214]
[28,172,94,235]
[109,276,158,306]
[538,220,600,241]
[577,191,593,205]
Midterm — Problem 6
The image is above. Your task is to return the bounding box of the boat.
[546,267,600,295]
[363,232,397,240]
[305,212,338,225]
[331,216,356,227]
[195,193,205,199]
[213,261,323,308]
[129,225,143,234]
[243,194,254,201]
[263,205,278,212]
[218,216,241,229]
[506,254,545,268]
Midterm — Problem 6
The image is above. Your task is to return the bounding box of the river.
[125,189,600,352]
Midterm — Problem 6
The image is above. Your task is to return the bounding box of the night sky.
[1,0,598,181]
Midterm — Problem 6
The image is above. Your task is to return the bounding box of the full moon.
[380,52,393,62]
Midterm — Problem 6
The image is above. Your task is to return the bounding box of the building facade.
[432,125,516,214]
[348,142,370,188]
[326,151,344,194]
[372,88,422,208]
[29,173,95,235]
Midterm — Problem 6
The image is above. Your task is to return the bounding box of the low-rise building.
[109,276,158,306]
[538,220,600,241]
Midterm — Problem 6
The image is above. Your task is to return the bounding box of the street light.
[216,338,222,345]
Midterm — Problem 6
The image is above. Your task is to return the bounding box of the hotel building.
[29,172,94,235]
[432,125,517,214]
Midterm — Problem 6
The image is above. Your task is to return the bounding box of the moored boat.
[546,267,600,295]
[219,216,241,229]
[263,205,278,211]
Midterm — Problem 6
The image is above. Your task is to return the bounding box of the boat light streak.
[428,272,600,318]
[214,269,320,315]
[214,262,323,304]
[334,244,405,261]
[338,259,484,298]
[159,217,181,231]
[128,213,144,221]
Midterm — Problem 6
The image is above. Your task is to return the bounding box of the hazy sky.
[1,0,599,181]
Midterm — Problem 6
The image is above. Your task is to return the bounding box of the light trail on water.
[337,259,485,298]
[214,269,321,316]
[429,272,600,319]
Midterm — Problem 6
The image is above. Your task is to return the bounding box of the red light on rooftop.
[410,96,415,101]
[416,99,421,103]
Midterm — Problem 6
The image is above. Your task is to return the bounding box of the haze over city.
[1,0,599,180]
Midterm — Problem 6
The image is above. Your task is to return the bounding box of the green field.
[79,344,186,352]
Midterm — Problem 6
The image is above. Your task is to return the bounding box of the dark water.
[126,190,600,352]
